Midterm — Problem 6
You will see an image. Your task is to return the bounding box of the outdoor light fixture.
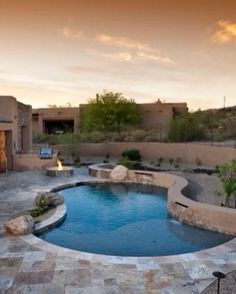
[212,271,226,294]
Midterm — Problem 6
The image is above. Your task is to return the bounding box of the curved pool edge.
[21,223,236,265]
[20,176,236,267]
[89,163,236,236]
[34,204,67,235]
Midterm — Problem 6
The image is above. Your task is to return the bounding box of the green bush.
[121,149,141,161]
[118,157,135,169]
[31,194,47,218]
[79,91,141,132]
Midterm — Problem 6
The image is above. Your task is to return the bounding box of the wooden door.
[0,131,6,172]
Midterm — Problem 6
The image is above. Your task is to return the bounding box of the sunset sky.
[0,0,235,110]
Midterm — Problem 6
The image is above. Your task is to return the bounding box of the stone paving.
[0,168,236,293]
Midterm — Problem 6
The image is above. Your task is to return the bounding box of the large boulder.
[4,215,35,235]
[35,192,64,208]
[110,165,128,182]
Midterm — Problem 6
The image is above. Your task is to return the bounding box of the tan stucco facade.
[0,96,32,171]
[32,107,79,136]
[32,101,187,135]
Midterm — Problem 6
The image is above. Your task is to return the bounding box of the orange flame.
[57,160,63,171]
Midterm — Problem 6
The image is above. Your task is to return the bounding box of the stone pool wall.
[89,164,236,236]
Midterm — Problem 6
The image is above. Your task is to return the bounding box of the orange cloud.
[102,51,173,64]
[95,33,173,64]
[211,20,236,44]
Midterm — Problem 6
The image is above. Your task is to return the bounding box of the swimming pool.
[36,183,233,256]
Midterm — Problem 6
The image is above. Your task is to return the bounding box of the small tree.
[58,133,80,162]
[217,159,236,207]
[168,113,206,142]
[80,91,141,132]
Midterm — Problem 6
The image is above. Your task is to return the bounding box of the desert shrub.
[31,194,47,217]
[118,157,135,169]
[217,159,236,207]
[169,158,174,165]
[33,134,60,145]
[80,131,108,143]
[127,129,147,142]
[195,158,202,166]
[153,157,164,167]
[169,113,206,142]
[75,162,82,168]
[121,149,141,161]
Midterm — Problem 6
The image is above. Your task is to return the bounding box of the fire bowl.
[46,166,74,177]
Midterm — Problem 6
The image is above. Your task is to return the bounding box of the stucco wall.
[17,102,32,152]
[13,153,57,171]
[89,164,236,235]
[55,142,236,167]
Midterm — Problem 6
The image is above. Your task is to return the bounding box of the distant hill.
[196,105,236,141]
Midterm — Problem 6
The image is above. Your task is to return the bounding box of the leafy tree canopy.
[80,91,141,132]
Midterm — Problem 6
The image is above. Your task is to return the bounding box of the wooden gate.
[0,131,6,172]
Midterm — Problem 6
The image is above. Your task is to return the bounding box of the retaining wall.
[89,164,236,235]
[54,142,236,167]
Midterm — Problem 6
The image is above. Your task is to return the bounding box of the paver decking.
[0,168,236,293]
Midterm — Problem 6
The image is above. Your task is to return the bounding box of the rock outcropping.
[4,215,35,235]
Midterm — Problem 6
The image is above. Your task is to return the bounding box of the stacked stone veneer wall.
[89,164,236,235]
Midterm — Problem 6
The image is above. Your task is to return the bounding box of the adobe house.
[0,96,32,172]
[79,100,188,133]
[32,107,79,136]
[32,100,187,136]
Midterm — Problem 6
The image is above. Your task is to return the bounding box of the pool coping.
[22,177,236,267]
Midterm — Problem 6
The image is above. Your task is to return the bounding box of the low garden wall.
[13,153,57,171]
[54,142,236,167]
[89,164,236,235]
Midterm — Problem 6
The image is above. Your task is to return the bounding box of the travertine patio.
[0,168,236,293]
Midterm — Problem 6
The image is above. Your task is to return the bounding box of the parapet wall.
[89,164,236,235]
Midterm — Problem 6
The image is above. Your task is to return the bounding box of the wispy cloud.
[137,51,173,64]
[211,20,236,44]
[0,72,78,92]
[102,51,174,64]
[62,27,84,39]
[62,27,173,64]
[103,52,133,62]
[95,34,174,64]
[95,33,151,51]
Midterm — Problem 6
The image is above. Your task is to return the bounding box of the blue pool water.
[37,183,233,256]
